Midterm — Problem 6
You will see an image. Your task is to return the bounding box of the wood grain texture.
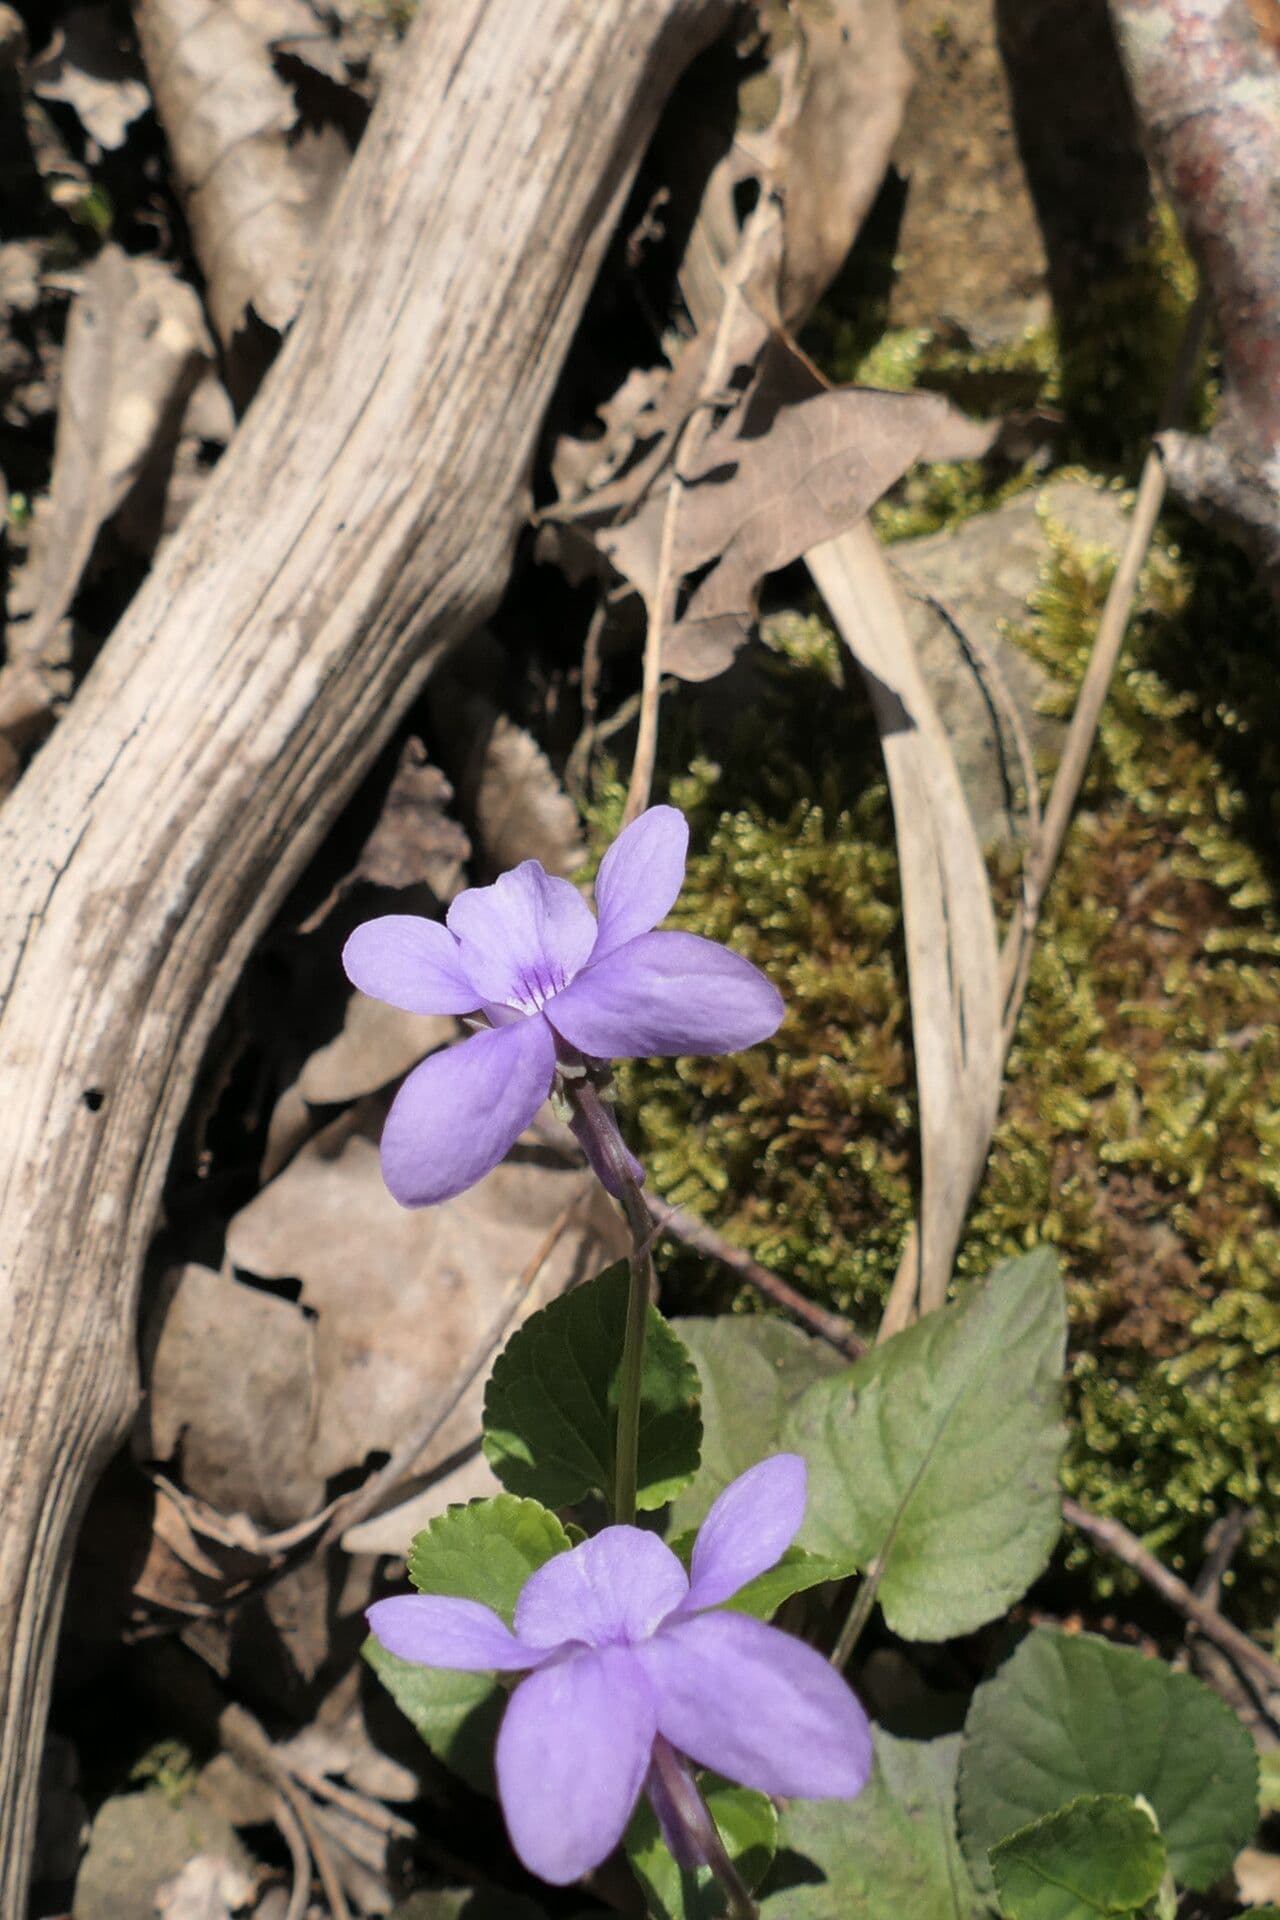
[0,0,731,1899]
[1110,0,1280,598]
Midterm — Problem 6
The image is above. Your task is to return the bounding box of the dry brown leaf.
[807,521,1002,1323]
[297,997,456,1107]
[347,740,470,900]
[30,7,151,150]
[603,385,964,681]
[770,0,912,327]
[6,244,210,670]
[133,0,350,345]
[142,1263,325,1529]
[470,711,586,878]
[431,676,585,879]
[546,336,713,527]
[224,1126,620,1493]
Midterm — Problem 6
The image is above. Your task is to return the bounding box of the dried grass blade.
[807,521,1001,1327]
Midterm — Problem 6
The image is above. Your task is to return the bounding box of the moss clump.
[587,505,1280,1618]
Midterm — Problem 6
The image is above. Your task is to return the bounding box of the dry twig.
[1062,1496,1280,1702]
[643,1193,868,1358]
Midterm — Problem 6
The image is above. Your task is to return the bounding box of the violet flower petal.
[547,930,784,1059]
[682,1453,808,1614]
[637,1612,873,1800]
[380,1015,556,1207]
[514,1527,689,1650]
[591,806,689,961]
[342,915,479,1015]
[446,861,598,1009]
[496,1645,656,1885]
[366,1594,547,1672]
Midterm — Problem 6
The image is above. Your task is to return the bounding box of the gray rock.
[73,1788,250,1920]
[892,478,1130,844]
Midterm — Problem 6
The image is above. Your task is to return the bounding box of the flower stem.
[830,1555,883,1670]
[646,1739,760,1920]
[566,1075,654,1526]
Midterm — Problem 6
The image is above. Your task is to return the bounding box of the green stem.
[830,1556,883,1670]
[567,1075,654,1525]
[612,1198,652,1526]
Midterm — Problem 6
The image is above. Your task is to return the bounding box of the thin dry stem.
[1063,1497,1280,1701]
[271,1790,313,1920]
[998,290,1208,1044]
[621,186,775,826]
[643,1193,867,1358]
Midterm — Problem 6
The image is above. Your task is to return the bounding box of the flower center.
[509,957,570,1015]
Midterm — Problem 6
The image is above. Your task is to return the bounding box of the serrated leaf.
[407,1494,573,1622]
[627,1778,777,1920]
[989,1795,1167,1920]
[667,1532,853,1621]
[363,1639,502,1795]
[762,1730,983,1918]
[483,1263,702,1511]
[668,1316,843,1533]
[785,1248,1066,1639]
[368,1495,571,1794]
[957,1628,1259,1896]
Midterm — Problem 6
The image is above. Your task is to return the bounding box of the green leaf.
[784,1248,1066,1639]
[363,1639,501,1795]
[668,1316,843,1532]
[957,1627,1259,1896]
[667,1533,853,1621]
[762,1730,983,1918]
[483,1263,702,1511]
[1260,1748,1280,1816]
[407,1494,572,1621]
[367,1494,572,1794]
[627,1778,777,1920]
[989,1795,1167,1920]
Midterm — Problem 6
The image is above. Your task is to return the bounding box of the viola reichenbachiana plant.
[347,808,1259,1917]
[583,506,1280,1625]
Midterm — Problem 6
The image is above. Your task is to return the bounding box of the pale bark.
[1110,0,1280,601]
[0,0,730,1900]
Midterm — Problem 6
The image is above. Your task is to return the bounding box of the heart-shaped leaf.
[483,1263,702,1511]
[957,1627,1258,1895]
[365,1493,571,1793]
[785,1248,1065,1638]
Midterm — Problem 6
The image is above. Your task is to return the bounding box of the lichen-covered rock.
[892,477,1133,842]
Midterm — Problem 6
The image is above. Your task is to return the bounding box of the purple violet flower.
[342,806,783,1207]
[367,1454,872,1886]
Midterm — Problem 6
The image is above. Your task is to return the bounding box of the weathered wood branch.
[0,0,730,1901]
[1110,0,1280,602]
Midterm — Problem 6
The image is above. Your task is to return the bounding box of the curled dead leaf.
[30,7,151,150]
[133,0,351,346]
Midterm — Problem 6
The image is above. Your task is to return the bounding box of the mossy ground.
[584,213,1280,1621]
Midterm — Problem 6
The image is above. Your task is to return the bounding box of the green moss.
[586,506,1280,1617]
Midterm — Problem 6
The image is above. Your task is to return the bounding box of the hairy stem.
[567,1074,654,1524]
